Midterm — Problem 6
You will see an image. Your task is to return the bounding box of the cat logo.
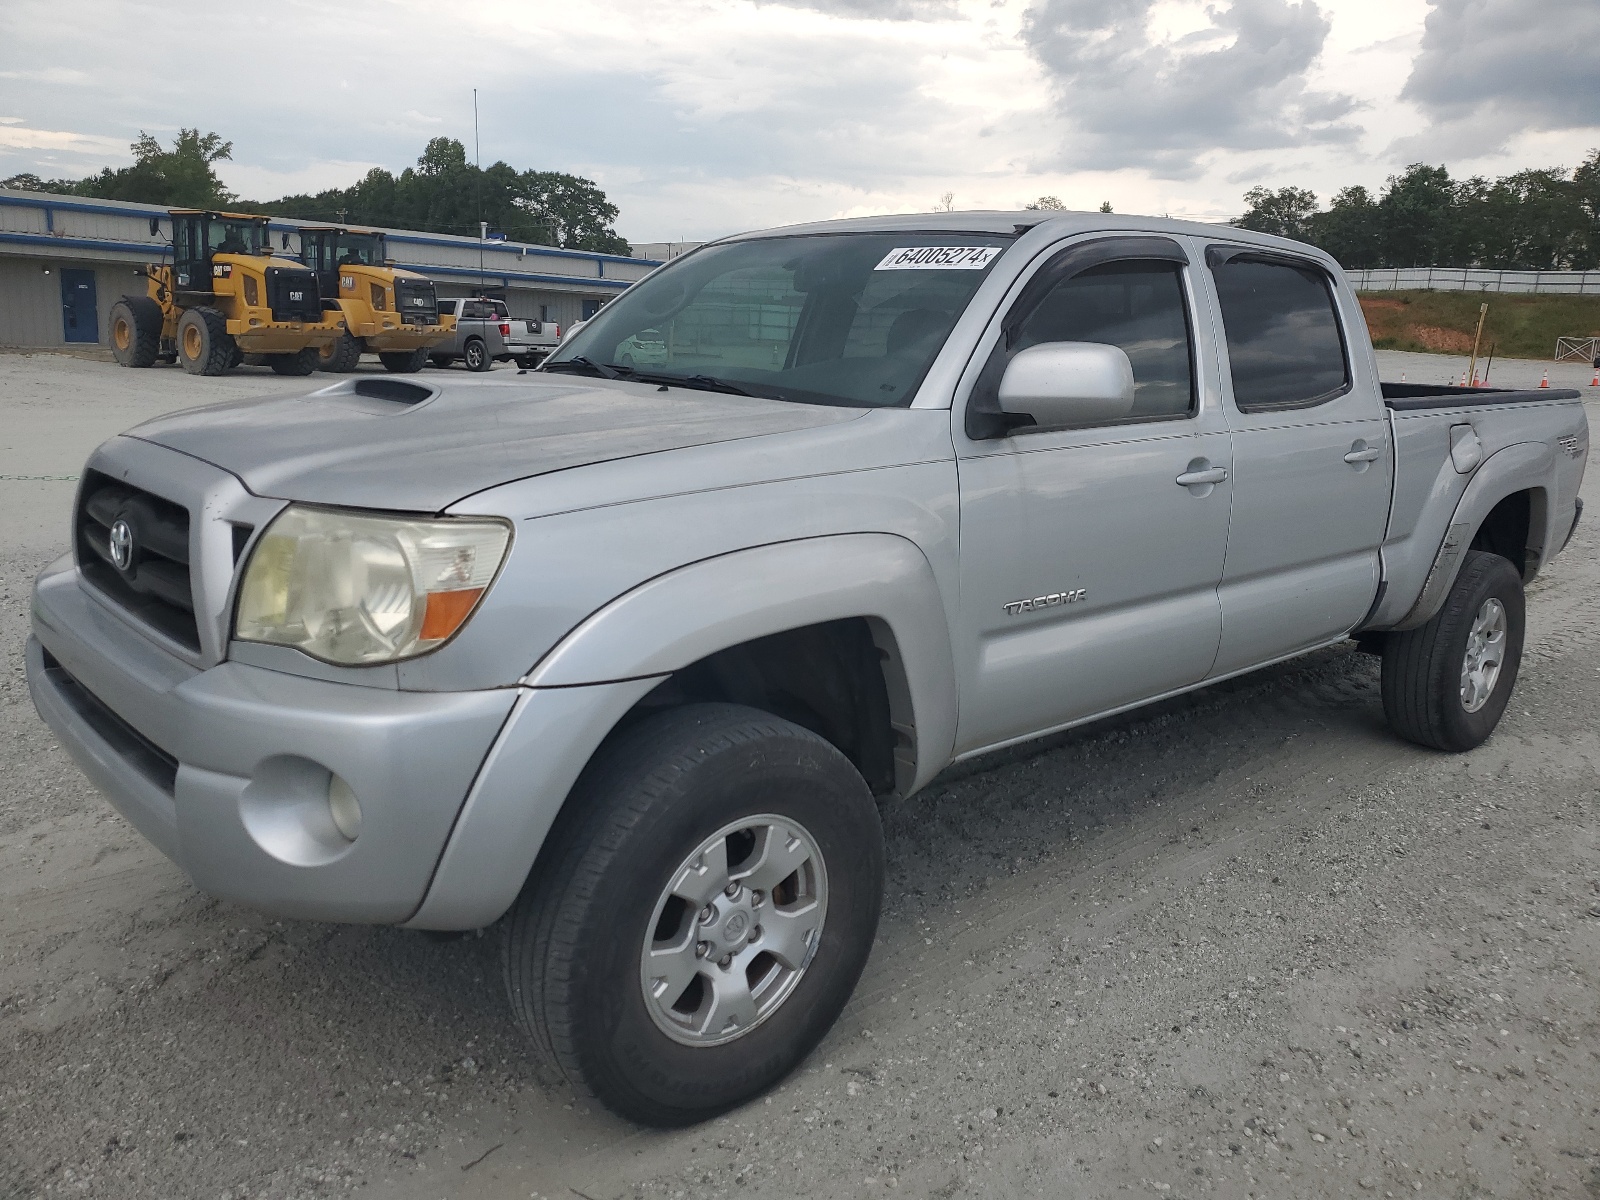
[341,275,355,290]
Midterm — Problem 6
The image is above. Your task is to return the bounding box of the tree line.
[1236,152,1600,271]
[3,129,630,256]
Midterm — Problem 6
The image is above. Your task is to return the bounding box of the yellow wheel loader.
[297,227,455,373]
[109,210,346,376]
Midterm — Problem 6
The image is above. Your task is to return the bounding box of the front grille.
[395,277,438,326]
[75,470,200,652]
[264,266,322,323]
[39,648,179,795]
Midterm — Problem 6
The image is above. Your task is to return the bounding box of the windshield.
[208,217,266,257]
[545,231,1015,407]
[336,233,386,266]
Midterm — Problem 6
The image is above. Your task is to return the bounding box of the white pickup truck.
[27,212,1588,1128]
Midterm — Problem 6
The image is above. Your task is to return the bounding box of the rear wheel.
[319,332,363,372]
[502,703,884,1127]
[1381,550,1525,751]
[379,348,428,373]
[109,296,162,368]
[463,337,491,372]
[175,307,234,376]
[268,347,321,376]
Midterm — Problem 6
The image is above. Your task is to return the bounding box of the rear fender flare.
[1390,442,1552,631]
[524,533,959,794]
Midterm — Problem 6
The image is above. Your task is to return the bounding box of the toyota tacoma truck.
[27,213,1589,1127]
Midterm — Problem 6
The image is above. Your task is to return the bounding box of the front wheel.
[1381,549,1525,751]
[319,332,364,372]
[379,348,428,373]
[268,347,321,376]
[175,307,235,376]
[463,338,491,372]
[502,703,884,1127]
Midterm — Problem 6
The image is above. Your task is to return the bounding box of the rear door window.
[1210,255,1349,411]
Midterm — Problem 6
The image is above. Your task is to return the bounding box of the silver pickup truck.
[26,213,1588,1127]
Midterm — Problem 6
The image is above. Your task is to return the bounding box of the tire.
[379,348,428,373]
[268,347,321,376]
[1381,550,1525,752]
[463,337,491,372]
[109,296,162,368]
[175,307,234,376]
[428,354,452,369]
[502,703,884,1127]
[515,355,537,370]
[319,332,363,372]
[620,354,635,370]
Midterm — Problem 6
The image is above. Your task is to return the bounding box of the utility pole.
[474,88,484,295]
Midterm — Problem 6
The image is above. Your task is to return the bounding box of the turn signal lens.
[235,505,511,665]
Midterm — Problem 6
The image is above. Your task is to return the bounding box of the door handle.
[1175,467,1228,487]
[1343,447,1382,464]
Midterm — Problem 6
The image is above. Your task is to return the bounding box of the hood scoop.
[310,377,439,413]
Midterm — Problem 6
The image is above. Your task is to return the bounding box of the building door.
[582,298,602,320]
[60,269,99,344]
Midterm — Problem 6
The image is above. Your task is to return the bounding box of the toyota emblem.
[108,518,134,572]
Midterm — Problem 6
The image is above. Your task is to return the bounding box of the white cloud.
[0,0,1593,241]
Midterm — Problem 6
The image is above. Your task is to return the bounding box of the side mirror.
[998,342,1136,430]
[148,217,161,236]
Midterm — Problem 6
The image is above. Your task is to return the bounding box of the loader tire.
[379,348,428,373]
[268,348,321,376]
[176,307,235,376]
[319,332,364,373]
[109,296,162,368]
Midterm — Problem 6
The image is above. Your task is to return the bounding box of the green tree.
[256,138,630,254]
[1377,164,1455,267]
[1024,195,1065,210]
[1308,185,1382,269]
[72,129,235,207]
[1236,186,1319,240]
[1575,148,1600,268]
[518,170,629,253]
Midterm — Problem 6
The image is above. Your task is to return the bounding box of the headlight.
[235,505,511,665]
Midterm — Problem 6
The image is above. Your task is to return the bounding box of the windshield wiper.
[542,356,619,379]
[629,371,753,396]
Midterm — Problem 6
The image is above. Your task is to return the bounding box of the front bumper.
[27,556,517,924]
[360,325,451,351]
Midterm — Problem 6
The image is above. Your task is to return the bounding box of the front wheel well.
[623,618,905,796]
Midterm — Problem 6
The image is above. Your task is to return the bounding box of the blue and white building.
[0,188,662,350]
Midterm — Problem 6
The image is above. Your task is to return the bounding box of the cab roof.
[168,208,270,222]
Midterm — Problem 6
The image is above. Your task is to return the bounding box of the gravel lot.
[2,351,1597,1200]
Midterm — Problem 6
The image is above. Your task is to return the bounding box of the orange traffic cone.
[1538,371,1549,388]
[1590,370,1598,387]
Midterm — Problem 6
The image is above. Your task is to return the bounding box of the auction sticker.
[874,246,1002,271]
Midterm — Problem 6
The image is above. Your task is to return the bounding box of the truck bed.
[1382,382,1583,411]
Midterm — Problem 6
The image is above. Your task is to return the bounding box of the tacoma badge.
[1004,589,1086,616]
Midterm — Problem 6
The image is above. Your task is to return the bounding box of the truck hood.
[128,375,864,512]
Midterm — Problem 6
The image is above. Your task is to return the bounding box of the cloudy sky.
[2,0,1596,244]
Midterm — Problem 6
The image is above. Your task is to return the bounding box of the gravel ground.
[1,351,1596,1200]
